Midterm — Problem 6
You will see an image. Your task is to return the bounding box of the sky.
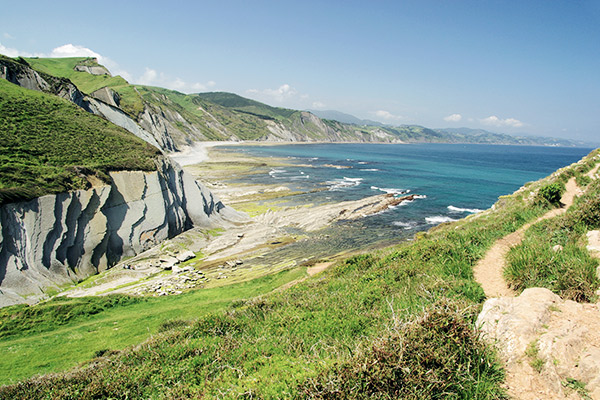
[0,0,598,142]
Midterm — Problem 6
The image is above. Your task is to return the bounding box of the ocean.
[220,143,593,258]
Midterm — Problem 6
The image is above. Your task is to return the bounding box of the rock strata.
[0,157,246,307]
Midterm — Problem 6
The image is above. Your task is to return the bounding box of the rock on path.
[478,288,600,400]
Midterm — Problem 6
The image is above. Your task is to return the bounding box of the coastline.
[60,144,413,299]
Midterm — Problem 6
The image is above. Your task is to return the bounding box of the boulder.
[176,251,196,262]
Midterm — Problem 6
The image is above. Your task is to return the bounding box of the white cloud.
[138,67,158,85]
[247,84,298,103]
[0,42,31,57]
[3,33,14,40]
[191,80,216,91]
[49,44,101,59]
[136,67,215,93]
[372,110,403,122]
[312,101,326,109]
[444,113,462,122]
[480,115,524,128]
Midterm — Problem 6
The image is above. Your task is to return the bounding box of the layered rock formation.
[0,157,246,307]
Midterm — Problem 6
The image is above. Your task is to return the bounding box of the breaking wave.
[447,205,483,214]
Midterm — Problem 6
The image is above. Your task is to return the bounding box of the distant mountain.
[307,109,384,127]
[2,55,588,152]
[436,127,591,147]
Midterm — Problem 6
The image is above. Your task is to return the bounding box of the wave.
[327,177,364,190]
[290,175,310,180]
[393,221,418,230]
[447,205,483,214]
[358,161,369,165]
[425,215,458,224]
[269,168,286,177]
[360,168,380,172]
[370,186,409,195]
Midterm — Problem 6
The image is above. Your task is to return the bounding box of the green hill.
[20,56,586,150]
[25,57,145,118]
[0,78,160,205]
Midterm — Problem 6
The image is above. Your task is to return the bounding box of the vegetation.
[505,154,600,301]
[0,79,160,204]
[0,268,305,385]
[0,160,560,397]
[536,182,565,205]
[25,57,145,117]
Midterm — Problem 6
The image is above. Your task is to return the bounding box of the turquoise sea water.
[222,143,593,256]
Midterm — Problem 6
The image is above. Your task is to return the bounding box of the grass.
[525,340,544,373]
[25,57,145,117]
[505,157,600,301]
[0,79,160,204]
[563,378,591,399]
[0,165,555,398]
[0,268,305,385]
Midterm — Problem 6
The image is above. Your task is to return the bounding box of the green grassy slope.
[0,78,160,205]
[0,268,305,385]
[136,86,271,140]
[25,57,144,117]
[195,92,297,120]
[5,151,597,398]
[505,156,600,301]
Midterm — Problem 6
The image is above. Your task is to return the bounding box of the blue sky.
[1,0,598,141]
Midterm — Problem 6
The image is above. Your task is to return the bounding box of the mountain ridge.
[10,55,588,151]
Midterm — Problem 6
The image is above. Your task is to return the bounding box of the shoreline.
[61,146,415,299]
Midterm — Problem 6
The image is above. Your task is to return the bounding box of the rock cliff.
[0,157,246,307]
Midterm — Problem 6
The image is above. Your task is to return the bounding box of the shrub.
[536,182,565,205]
[299,301,506,399]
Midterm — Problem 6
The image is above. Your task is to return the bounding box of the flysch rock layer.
[477,288,600,400]
[0,157,247,307]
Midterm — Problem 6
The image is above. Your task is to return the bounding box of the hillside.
[1,145,597,397]
[0,76,160,205]
[0,58,243,306]
[15,56,583,152]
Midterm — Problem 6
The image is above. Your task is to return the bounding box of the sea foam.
[327,177,363,190]
[371,186,409,195]
[448,205,483,214]
[425,216,457,224]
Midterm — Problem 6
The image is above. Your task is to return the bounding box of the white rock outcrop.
[477,288,600,400]
[0,157,247,307]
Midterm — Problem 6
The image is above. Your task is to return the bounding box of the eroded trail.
[475,163,600,400]
[473,178,579,298]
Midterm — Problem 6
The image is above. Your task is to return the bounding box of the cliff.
[0,156,245,307]
[0,59,247,306]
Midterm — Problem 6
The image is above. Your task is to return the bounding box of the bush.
[299,301,506,399]
[537,182,565,205]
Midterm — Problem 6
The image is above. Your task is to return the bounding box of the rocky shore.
[59,144,418,299]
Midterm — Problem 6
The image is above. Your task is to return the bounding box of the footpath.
[475,165,600,400]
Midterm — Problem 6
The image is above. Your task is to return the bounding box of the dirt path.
[473,177,579,298]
